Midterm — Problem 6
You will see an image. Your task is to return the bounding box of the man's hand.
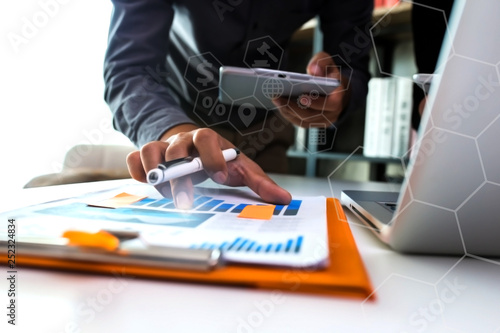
[126,126,292,209]
[273,51,350,128]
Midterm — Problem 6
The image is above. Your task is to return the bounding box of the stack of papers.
[6,184,328,268]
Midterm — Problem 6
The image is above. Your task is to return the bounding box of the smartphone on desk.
[219,66,340,109]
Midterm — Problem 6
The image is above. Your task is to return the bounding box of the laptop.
[341,0,500,256]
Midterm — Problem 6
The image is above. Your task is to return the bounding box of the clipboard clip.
[45,229,222,271]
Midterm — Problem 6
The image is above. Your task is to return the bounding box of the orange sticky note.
[62,230,120,251]
[87,192,147,209]
[238,205,275,220]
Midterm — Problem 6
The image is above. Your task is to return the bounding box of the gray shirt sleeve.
[104,0,197,148]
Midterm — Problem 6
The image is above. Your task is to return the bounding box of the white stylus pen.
[147,148,240,185]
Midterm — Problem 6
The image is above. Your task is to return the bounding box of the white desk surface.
[2,175,499,333]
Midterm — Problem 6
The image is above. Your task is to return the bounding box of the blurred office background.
[0,1,416,196]
[1,1,131,196]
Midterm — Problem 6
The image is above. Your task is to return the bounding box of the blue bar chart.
[130,195,303,216]
[28,183,328,268]
[92,187,327,267]
[190,235,304,254]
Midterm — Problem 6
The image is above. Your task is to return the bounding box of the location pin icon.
[238,103,257,127]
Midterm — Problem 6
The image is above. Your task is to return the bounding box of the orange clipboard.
[15,198,374,299]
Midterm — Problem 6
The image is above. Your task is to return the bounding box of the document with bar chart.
[9,183,329,268]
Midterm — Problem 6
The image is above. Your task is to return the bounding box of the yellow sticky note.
[88,192,147,209]
[238,205,276,220]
